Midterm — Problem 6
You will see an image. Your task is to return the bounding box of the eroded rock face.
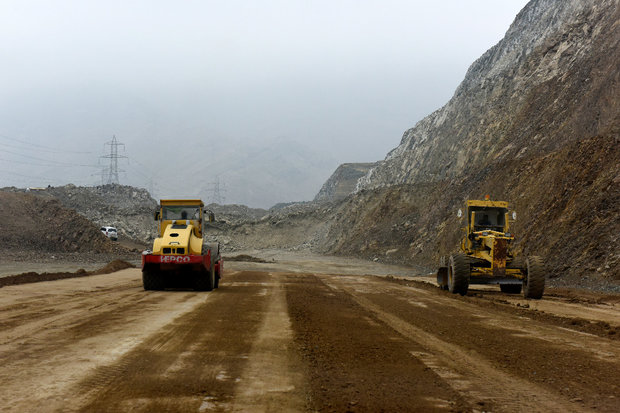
[356,0,619,191]
[321,0,620,289]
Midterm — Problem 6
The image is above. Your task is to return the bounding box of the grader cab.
[437,197,545,299]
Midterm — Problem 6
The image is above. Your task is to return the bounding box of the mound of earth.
[224,254,271,263]
[0,259,135,287]
[0,191,123,254]
[29,184,156,244]
[89,259,136,275]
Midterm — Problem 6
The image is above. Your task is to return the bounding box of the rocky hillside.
[34,184,156,244]
[357,0,619,190]
[321,0,620,289]
[0,191,118,253]
[206,203,268,223]
[1,184,158,244]
[203,202,335,253]
[314,163,378,203]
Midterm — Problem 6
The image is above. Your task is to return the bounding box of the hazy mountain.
[314,162,378,203]
[155,137,339,209]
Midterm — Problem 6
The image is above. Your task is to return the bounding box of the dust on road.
[0,258,619,412]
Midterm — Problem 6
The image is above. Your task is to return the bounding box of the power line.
[125,162,159,198]
[0,140,90,155]
[0,133,92,154]
[0,148,98,167]
[99,135,127,185]
[0,168,93,186]
[0,155,99,168]
[126,160,152,181]
[92,166,109,186]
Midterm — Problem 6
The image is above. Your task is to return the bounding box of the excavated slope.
[357,0,619,189]
[322,0,620,289]
[0,191,117,253]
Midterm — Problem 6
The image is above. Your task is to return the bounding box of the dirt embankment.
[11,184,158,244]
[200,1,620,293]
[315,0,620,292]
[0,260,135,287]
[321,135,620,292]
[0,191,126,254]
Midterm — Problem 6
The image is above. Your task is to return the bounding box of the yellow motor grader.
[437,196,545,299]
[142,199,222,291]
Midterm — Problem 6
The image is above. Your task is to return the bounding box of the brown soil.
[0,255,618,412]
[0,259,135,287]
[286,273,470,412]
[385,276,620,340]
[0,191,125,254]
[224,254,272,263]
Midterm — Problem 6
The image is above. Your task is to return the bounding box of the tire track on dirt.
[0,288,165,363]
[0,271,213,413]
[285,273,471,412]
[0,277,144,342]
[72,271,272,413]
[385,279,620,361]
[323,274,620,412]
[229,274,307,412]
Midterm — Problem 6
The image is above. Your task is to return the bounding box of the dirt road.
[1,258,619,412]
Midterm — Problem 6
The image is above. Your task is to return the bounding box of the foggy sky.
[0,0,529,206]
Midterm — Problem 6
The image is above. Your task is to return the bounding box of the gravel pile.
[4,184,158,244]
[0,191,123,254]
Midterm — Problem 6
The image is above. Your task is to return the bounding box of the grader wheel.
[523,256,545,299]
[437,256,449,290]
[449,253,470,296]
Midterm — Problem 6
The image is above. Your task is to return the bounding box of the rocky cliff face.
[357,0,619,190]
[314,163,378,203]
[324,0,620,289]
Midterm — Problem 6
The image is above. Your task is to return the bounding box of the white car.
[100,226,118,241]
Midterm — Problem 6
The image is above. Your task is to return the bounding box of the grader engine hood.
[153,223,202,255]
[470,231,514,277]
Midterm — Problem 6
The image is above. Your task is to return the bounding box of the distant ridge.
[314,162,379,203]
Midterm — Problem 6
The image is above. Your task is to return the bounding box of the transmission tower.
[205,175,226,204]
[100,135,127,184]
[147,177,159,199]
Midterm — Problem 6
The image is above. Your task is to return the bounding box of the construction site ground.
[1,251,619,412]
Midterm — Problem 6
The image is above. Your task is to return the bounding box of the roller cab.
[142,199,222,291]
